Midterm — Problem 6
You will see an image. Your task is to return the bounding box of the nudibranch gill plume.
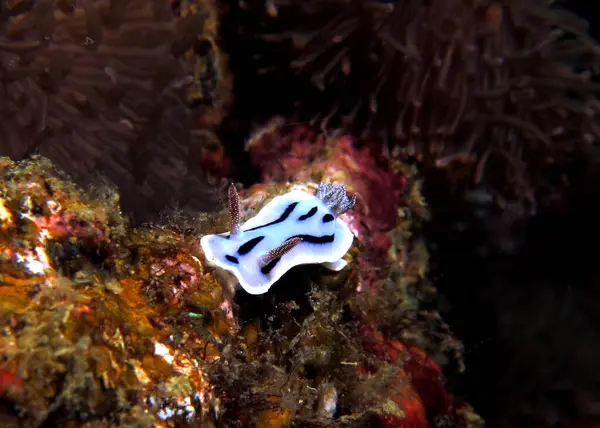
[200,183,357,295]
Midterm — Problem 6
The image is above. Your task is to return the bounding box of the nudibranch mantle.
[200,182,357,295]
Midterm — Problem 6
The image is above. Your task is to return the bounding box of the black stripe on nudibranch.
[322,214,334,223]
[225,255,239,264]
[244,202,299,232]
[259,234,335,276]
[298,206,318,221]
[291,234,335,244]
[261,257,281,274]
[237,236,265,255]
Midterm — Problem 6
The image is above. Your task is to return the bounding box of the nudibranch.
[200,183,357,295]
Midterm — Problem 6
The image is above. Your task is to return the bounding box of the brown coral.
[0,0,232,221]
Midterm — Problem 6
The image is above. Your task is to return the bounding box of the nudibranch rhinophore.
[200,183,357,295]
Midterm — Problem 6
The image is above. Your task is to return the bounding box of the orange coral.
[0,156,235,426]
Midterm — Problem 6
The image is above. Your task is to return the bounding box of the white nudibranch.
[200,182,357,295]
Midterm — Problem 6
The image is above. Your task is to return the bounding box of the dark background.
[424,2,600,427]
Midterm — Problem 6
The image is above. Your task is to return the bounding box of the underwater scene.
[1,1,599,427]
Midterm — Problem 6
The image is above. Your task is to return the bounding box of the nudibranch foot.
[200,182,357,295]
[322,259,348,272]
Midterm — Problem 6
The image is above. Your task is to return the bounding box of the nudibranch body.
[200,183,357,295]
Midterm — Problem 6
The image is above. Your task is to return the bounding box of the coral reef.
[0,0,232,221]
[0,155,481,427]
[1,0,598,426]
[2,0,599,426]
[0,155,232,426]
